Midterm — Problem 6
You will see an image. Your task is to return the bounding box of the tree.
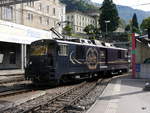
[63,24,73,36]
[131,13,139,33]
[99,0,119,32]
[141,17,150,30]
[84,24,99,39]
[125,24,131,32]
[84,25,95,35]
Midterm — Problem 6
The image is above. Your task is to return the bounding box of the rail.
[21,79,103,113]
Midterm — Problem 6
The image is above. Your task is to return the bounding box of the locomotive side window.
[58,44,68,56]
[125,50,128,58]
[76,46,85,59]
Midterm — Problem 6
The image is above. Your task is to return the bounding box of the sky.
[91,0,150,11]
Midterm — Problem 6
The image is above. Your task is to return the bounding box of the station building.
[0,20,52,70]
[0,0,66,70]
[0,0,66,33]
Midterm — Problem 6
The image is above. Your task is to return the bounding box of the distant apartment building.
[0,0,66,33]
[66,11,99,34]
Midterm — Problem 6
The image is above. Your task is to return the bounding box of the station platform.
[86,76,150,113]
[0,69,24,83]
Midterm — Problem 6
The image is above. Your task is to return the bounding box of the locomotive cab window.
[58,44,68,56]
[31,40,48,56]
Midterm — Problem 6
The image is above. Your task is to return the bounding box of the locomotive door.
[100,48,107,70]
[57,44,69,74]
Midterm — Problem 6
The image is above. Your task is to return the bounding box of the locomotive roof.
[55,40,127,51]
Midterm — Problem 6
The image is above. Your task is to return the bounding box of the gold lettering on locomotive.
[86,48,98,70]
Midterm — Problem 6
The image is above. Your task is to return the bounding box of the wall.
[135,40,150,78]
[0,42,21,69]
[136,40,150,64]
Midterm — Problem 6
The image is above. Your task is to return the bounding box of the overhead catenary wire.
[135,3,150,6]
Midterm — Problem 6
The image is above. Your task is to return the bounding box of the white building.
[0,0,66,33]
[66,11,99,34]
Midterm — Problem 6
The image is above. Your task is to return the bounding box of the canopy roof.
[0,20,52,44]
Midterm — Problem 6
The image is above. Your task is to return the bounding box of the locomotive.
[25,37,129,85]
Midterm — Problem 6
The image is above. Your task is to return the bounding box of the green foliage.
[125,24,131,32]
[140,17,150,30]
[99,0,119,32]
[132,13,139,29]
[84,25,95,35]
[84,24,100,39]
[100,32,129,42]
[119,18,126,29]
[63,25,73,36]
[60,0,98,13]
[131,13,139,33]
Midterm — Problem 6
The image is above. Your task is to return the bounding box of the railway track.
[16,79,103,113]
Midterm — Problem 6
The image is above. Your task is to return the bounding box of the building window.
[46,6,49,13]
[67,16,69,20]
[53,21,56,27]
[9,51,16,64]
[38,3,42,11]
[39,16,42,24]
[27,13,33,21]
[46,18,49,25]
[27,0,34,7]
[2,6,13,20]
[61,8,64,14]
[53,8,56,16]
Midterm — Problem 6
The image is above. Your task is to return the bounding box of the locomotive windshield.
[31,40,48,56]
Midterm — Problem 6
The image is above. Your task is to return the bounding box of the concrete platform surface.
[0,69,24,76]
[0,90,46,112]
[86,77,150,113]
[0,69,24,82]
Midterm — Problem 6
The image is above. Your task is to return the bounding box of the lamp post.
[105,20,110,34]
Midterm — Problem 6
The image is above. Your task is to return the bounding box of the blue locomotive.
[25,38,129,85]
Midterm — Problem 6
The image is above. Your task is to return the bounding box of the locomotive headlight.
[29,61,32,65]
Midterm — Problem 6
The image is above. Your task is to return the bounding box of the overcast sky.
[91,0,150,11]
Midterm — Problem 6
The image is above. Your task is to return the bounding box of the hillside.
[60,0,98,13]
[117,5,150,24]
[60,0,150,24]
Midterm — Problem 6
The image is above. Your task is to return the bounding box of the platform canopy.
[0,20,52,44]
